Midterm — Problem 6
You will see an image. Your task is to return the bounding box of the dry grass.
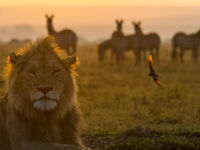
[76,43,200,133]
[1,42,200,149]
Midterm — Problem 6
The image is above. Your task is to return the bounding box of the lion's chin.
[33,99,58,111]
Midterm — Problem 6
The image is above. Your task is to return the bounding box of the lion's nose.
[38,86,53,94]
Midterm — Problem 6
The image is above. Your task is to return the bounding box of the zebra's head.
[98,44,105,62]
[45,14,55,35]
[132,21,143,35]
[115,19,124,32]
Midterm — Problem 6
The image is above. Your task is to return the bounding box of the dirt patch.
[83,126,200,150]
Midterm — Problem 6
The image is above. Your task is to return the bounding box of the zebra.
[133,21,160,64]
[45,14,77,55]
[126,34,140,65]
[172,30,200,63]
[98,35,139,65]
[98,39,112,62]
[110,19,127,65]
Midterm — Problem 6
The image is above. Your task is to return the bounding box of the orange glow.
[71,56,80,69]
[149,55,153,62]
[156,81,161,87]
[1,0,200,6]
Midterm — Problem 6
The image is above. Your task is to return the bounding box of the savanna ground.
[1,41,200,150]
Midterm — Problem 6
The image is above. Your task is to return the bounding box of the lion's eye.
[28,70,36,77]
[53,69,62,76]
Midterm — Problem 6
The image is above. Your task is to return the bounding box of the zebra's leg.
[116,49,124,65]
[180,49,184,64]
[143,50,147,63]
[192,49,198,63]
[110,49,115,65]
[116,51,120,65]
[133,50,138,66]
[121,49,125,64]
[171,46,177,63]
[135,50,141,66]
[117,50,122,65]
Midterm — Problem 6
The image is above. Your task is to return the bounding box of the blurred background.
[0,0,200,42]
[1,1,200,150]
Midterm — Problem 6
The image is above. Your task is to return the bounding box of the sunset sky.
[1,0,200,6]
[0,0,200,41]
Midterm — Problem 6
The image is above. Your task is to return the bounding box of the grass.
[1,42,200,149]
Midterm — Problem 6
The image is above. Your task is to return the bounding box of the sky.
[0,1,200,41]
[1,0,200,6]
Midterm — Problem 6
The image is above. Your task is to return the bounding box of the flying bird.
[148,55,161,87]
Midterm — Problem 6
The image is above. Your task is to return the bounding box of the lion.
[0,37,91,150]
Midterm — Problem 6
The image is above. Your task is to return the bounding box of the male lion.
[0,37,91,150]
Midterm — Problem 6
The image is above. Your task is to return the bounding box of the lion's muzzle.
[33,98,58,111]
[31,90,59,111]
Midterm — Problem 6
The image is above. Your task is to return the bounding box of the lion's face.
[22,52,71,111]
[7,38,78,115]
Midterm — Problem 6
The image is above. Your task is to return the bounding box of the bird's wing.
[156,80,161,87]
[153,76,161,87]
[149,56,155,74]
[148,55,161,87]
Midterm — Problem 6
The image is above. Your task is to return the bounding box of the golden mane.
[0,36,90,150]
[5,36,79,120]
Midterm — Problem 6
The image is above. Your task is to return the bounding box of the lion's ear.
[10,53,21,64]
[63,56,80,69]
